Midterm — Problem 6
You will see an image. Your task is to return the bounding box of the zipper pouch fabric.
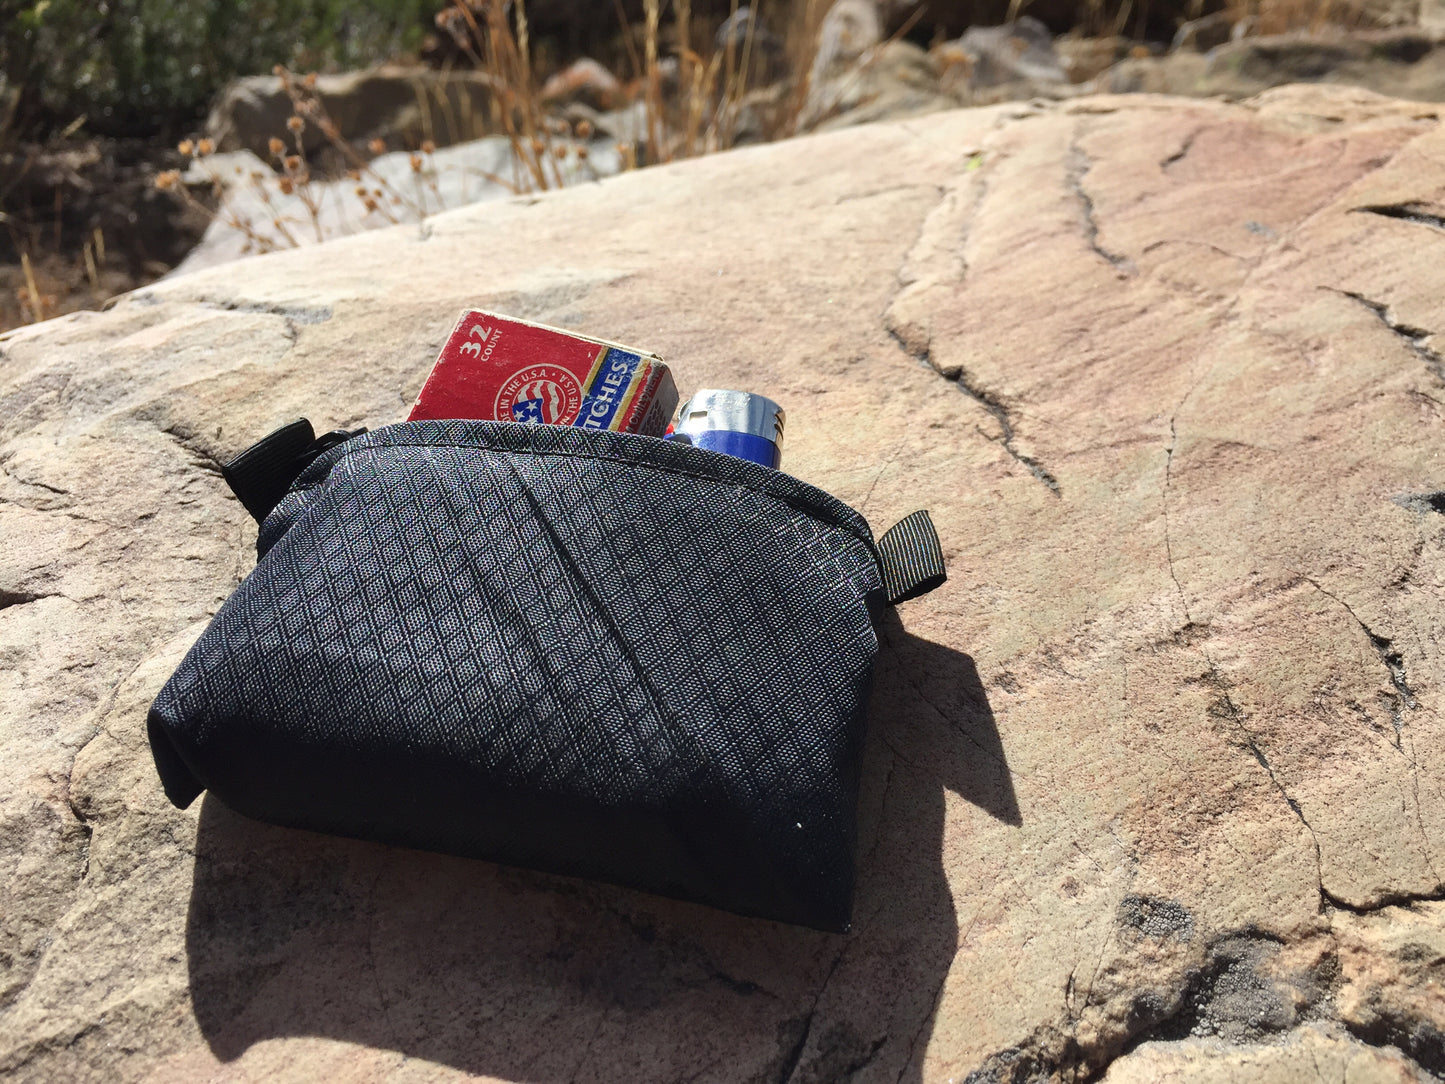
[148,419,945,931]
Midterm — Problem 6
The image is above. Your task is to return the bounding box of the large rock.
[1097,29,1445,101]
[3,86,1444,1081]
[170,136,621,276]
[207,67,499,159]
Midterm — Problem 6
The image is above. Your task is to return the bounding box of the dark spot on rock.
[963,1043,1049,1084]
[1126,988,1174,1030]
[1396,941,1436,963]
[1394,491,1445,515]
[1150,934,1299,1044]
[1118,895,1195,942]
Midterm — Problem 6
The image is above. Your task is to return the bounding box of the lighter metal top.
[674,389,785,447]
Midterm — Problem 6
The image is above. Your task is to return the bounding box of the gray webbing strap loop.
[877,509,947,605]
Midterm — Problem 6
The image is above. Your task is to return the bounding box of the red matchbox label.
[408,310,676,436]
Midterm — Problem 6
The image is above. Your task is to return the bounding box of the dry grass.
[0,230,133,330]
[1222,0,1376,34]
[142,0,835,267]
[436,0,832,169]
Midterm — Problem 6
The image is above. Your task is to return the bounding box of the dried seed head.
[284,155,302,173]
[368,138,386,155]
[576,145,589,160]
[530,137,544,155]
[287,115,304,133]
[409,153,423,171]
[347,169,361,182]
[552,145,567,159]
[303,72,318,88]
[154,170,180,191]
[197,138,214,155]
[420,139,436,154]
[268,137,286,157]
[363,197,379,212]
[575,119,593,139]
[278,177,295,195]
[355,185,368,197]
[177,139,195,157]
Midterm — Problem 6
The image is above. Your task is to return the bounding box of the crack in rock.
[1287,574,1441,906]
[155,423,226,477]
[190,297,332,347]
[1,471,69,496]
[1353,203,1445,232]
[1162,422,1327,899]
[1298,576,1416,749]
[65,796,93,882]
[1332,288,1445,383]
[893,970,952,1084]
[1343,1004,1445,1077]
[770,951,846,1084]
[888,330,1061,495]
[1205,678,1314,841]
[1322,884,1445,915]
[1160,128,1201,170]
[773,1013,815,1084]
[0,588,60,611]
[0,1019,107,1076]
[1066,139,1136,275]
[194,297,333,326]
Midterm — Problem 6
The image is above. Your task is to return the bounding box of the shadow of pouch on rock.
[182,611,1019,1082]
[163,419,1017,1078]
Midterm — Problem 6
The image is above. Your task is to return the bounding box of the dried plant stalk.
[20,251,43,323]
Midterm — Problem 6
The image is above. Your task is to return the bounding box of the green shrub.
[1,0,432,138]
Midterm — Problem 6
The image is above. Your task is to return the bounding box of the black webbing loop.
[221,418,366,524]
[877,509,947,605]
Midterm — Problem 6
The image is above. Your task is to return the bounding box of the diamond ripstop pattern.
[149,420,892,930]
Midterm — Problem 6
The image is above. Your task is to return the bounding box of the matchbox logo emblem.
[495,364,583,425]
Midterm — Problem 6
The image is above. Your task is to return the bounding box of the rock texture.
[3,86,1444,1082]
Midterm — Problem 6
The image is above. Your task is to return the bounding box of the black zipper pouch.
[148,419,944,931]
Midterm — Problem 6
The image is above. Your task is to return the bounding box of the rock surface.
[3,85,1444,1082]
